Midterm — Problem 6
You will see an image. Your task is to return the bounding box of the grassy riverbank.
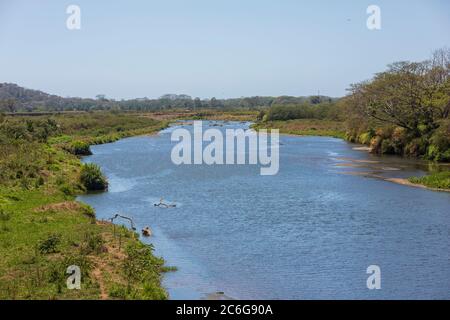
[0,112,171,299]
[408,171,450,190]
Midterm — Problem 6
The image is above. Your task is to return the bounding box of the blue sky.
[0,0,449,99]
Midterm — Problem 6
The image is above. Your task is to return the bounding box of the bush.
[66,141,92,156]
[427,125,450,161]
[0,209,11,221]
[369,136,382,153]
[80,163,108,191]
[381,139,395,154]
[109,284,128,299]
[405,138,428,157]
[141,282,168,300]
[81,232,104,254]
[122,242,167,299]
[37,233,61,254]
[391,127,407,154]
[358,129,375,145]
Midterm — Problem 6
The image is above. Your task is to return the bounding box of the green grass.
[0,189,99,299]
[0,112,171,299]
[409,171,450,190]
[0,187,169,299]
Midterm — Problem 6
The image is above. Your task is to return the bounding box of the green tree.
[348,48,449,135]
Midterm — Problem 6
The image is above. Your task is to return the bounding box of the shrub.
[80,163,108,191]
[141,282,168,300]
[427,125,450,161]
[66,141,92,156]
[35,176,45,187]
[391,127,407,154]
[81,232,104,254]
[405,138,428,157]
[0,209,11,221]
[381,139,395,154]
[120,242,167,299]
[375,127,394,139]
[369,136,382,153]
[358,129,375,145]
[37,233,61,254]
[109,284,128,299]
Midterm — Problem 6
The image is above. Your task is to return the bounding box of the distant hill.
[0,83,69,112]
[0,83,338,112]
[0,83,55,101]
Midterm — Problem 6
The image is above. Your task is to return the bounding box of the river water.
[78,121,450,300]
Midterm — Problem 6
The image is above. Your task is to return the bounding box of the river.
[78,121,450,300]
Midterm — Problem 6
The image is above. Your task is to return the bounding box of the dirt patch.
[91,262,109,300]
[88,222,130,299]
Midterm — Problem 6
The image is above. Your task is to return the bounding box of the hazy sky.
[0,0,449,99]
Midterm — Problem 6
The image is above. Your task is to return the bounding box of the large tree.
[348,48,450,135]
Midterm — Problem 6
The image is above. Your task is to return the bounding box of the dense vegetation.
[344,48,450,161]
[0,113,171,299]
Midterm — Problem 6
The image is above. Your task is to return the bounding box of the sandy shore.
[339,171,450,193]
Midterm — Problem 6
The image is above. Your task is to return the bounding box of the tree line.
[0,83,334,113]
